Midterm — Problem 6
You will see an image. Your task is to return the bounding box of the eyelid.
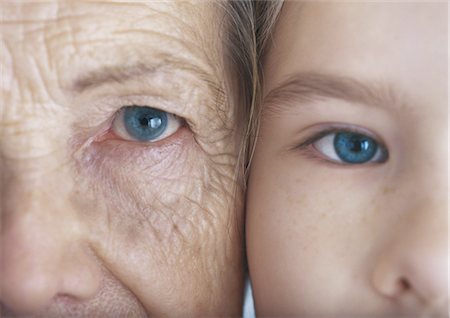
[74,94,192,130]
[295,124,389,165]
[111,106,183,143]
[297,127,346,150]
[297,124,384,149]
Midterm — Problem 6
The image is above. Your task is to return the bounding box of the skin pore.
[1,1,244,316]
[247,2,447,317]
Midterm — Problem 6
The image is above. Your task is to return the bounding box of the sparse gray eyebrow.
[70,56,221,95]
[71,62,164,93]
[263,72,401,114]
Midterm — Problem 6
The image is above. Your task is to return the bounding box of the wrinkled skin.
[247,2,448,317]
[0,2,244,316]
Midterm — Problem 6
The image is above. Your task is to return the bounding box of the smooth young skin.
[247,2,448,317]
[0,2,244,316]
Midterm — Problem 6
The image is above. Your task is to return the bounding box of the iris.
[123,106,168,141]
[333,132,378,164]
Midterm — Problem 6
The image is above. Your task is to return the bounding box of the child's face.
[247,2,447,316]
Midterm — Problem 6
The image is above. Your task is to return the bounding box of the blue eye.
[112,105,182,142]
[123,106,167,141]
[313,130,388,164]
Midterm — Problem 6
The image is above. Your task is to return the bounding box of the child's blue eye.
[313,130,388,164]
[112,105,182,142]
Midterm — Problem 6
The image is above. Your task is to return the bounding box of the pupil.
[350,138,368,152]
[138,116,162,129]
[139,117,149,126]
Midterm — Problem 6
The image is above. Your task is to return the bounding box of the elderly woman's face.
[0,2,244,316]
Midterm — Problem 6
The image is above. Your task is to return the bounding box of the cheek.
[70,126,240,307]
[74,128,212,253]
[247,152,389,296]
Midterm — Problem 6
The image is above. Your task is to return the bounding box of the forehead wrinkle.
[52,4,224,99]
[262,72,404,116]
[3,1,226,115]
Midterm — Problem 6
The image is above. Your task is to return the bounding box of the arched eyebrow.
[263,72,402,114]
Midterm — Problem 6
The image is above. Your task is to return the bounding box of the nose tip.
[1,257,61,313]
[372,226,448,313]
[0,216,57,314]
[0,228,101,315]
[0,211,101,315]
[373,251,448,305]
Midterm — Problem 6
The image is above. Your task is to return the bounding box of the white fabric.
[243,279,255,318]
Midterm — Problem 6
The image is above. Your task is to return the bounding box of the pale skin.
[247,2,447,317]
[0,2,244,316]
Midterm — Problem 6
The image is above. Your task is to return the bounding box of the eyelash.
[296,126,389,166]
[87,100,187,147]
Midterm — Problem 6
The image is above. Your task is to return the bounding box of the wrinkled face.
[0,2,244,316]
[247,2,447,317]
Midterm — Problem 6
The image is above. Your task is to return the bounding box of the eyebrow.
[70,57,220,95]
[71,62,164,93]
[263,72,402,114]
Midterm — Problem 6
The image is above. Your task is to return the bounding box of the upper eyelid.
[296,128,337,149]
[67,68,207,126]
[296,125,387,150]
[67,62,224,123]
[74,95,190,128]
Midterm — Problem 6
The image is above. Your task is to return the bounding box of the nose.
[0,174,100,314]
[372,202,448,313]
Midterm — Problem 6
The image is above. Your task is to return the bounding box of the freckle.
[382,186,395,194]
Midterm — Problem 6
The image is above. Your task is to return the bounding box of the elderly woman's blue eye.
[123,106,167,141]
[112,105,182,143]
[312,130,388,164]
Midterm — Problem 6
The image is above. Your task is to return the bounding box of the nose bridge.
[1,170,73,310]
[0,154,102,314]
[1,120,74,215]
[1,151,78,253]
[0,28,101,312]
[371,122,449,310]
[0,135,91,313]
[2,157,75,216]
[1,175,69,276]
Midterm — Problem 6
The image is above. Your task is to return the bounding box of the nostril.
[399,277,411,291]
